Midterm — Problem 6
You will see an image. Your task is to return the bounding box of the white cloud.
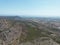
[0,9,60,17]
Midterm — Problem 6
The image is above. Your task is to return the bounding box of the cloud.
[0,9,60,17]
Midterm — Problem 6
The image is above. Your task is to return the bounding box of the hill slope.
[0,16,60,45]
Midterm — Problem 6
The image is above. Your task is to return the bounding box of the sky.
[0,0,60,17]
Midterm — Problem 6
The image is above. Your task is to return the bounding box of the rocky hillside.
[0,16,60,45]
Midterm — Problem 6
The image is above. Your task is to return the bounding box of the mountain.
[0,16,60,45]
